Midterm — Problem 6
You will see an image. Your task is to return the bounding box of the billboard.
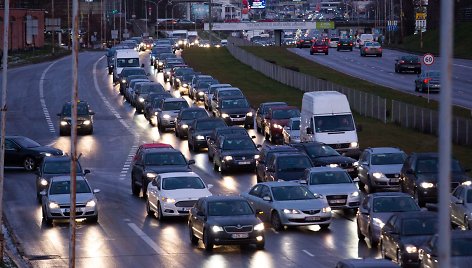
[249,0,266,9]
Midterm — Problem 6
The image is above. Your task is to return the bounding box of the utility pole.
[52,0,55,54]
[0,0,10,261]
[209,0,212,45]
[68,0,71,50]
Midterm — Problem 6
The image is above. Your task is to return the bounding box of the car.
[146,172,213,220]
[150,45,173,65]
[414,70,440,93]
[126,79,150,103]
[263,106,300,144]
[418,230,472,268]
[5,136,63,171]
[296,37,314,48]
[132,82,165,113]
[57,101,95,136]
[357,33,374,48]
[40,175,99,225]
[168,64,190,86]
[35,156,90,202]
[155,98,190,131]
[175,107,209,139]
[335,259,399,268]
[143,92,173,124]
[301,167,360,212]
[163,60,186,83]
[264,152,313,182]
[192,79,219,102]
[310,40,329,55]
[360,42,382,57]
[394,55,421,74]
[399,152,471,207]
[255,145,299,183]
[242,181,332,231]
[172,67,195,88]
[212,134,260,173]
[118,67,147,95]
[204,84,232,111]
[123,74,149,96]
[188,195,265,251]
[282,117,301,144]
[189,74,215,99]
[207,126,250,161]
[210,87,244,113]
[154,52,177,71]
[175,73,196,95]
[130,147,195,197]
[255,102,287,134]
[336,39,354,51]
[380,211,438,267]
[105,45,127,74]
[187,117,227,152]
[214,97,254,129]
[357,147,407,193]
[356,192,421,246]
[450,184,472,230]
[290,142,357,178]
[328,37,340,48]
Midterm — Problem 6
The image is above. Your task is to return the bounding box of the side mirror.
[84,169,91,175]
[151,180,157,186]
[262,195,272,202]
[188,159,196,165]
[207,184,214,189]
[299,179,308,184]
[306,127,313,135]
[93,189,101,194]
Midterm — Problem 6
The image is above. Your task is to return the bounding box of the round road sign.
[423,53,435,65]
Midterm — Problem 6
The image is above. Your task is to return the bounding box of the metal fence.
[226,37,472,146]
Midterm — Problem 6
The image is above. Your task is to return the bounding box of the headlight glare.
[322,206,332,213]
[224,156,233,161]
[254,223,264,231]
[283,209,300,214]
[420,182,434,189]
[350,142,359,148]
[221,113,229,118]
[182,124,188,129]
[373,217,385,228]
[49,202,60,209]
[162,114,171,119]
[373,172,383,179]
[246,112,253,117]
[83,120,91,125]
[212,225,223,232]
[351,191,359,197]
[40,178,48,186]
[146,172,158,178]
[60,121,68,126]
[405,244,417,253]
[86,200,96,207]
[196,135,205,140]
[462,181,472,186]
[329,163,338,168]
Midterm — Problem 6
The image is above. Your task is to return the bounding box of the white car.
[328,37,340,48]
[146,172,213,220]
[282,117,301,144]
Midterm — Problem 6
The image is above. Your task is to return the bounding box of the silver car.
[41,175,100,226]
[241,181,332,231]
[155,98,189,131]
[451,184,472,229]
[282,117,301,144]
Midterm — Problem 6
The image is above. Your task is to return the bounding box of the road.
[3,51,379,267]
[288,47,472,110]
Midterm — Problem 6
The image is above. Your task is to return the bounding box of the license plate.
[231,117,245,121]
[64,208,82,213]
[305,216,320,221]
[390,178,399,183]
[329,199,346,204]
[179,207,191,212]
[239,161,251,165]
[231,233,249,239]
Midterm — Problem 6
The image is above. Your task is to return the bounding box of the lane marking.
[453,63,472,69]
[302,250,314,257]
[128,223,166,255]
[39,61,59,134]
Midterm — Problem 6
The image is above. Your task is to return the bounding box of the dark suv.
[264,152,313,182]
[255,145,299,182]
[57,101,95,136]
[212,134,260,173]
[400,152,471,206]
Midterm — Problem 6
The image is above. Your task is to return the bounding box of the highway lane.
[3,50,380,267]
[288,47,472,109]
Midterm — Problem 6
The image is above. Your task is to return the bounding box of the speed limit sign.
[423,53,435,65]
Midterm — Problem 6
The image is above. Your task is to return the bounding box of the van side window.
[309,117,314,133]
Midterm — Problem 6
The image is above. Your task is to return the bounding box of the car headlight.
[48,201,60,209]
[176,78,181,83]
[221,113,229,118]
[462,181,472,186]
[373,217,385,228]
[254,155,260,160]
[405,244,417,253]
[40,152,52,157]
[196,135,205,140]
[224,155,233,161]
[212,225,224,232]
[138,97,145,103]
[161,197,176,203]
[154,112,158,115]
[198,91,204,96]
[121,79,126,83]
[420,182,434,189]
[86,200,96,207]
[350,142,358,148]
[372,172,384,179]
[195,40,199,44]
[273,124,283,129]
[83,120,91,125]
[60,121,68,126]
[178,40,183,44]
[322,206,332,213]
[146,172,158,178]
[182,124,188,129]
[328,163,338,168]
[158,62,163,66]
[350,191,359,197]
[254,223,264,231]
[283,209,300,214]
[163,114,171,119]
[166,71,171,75]
[40,178,48,186]
[246,112,253,117]
[183,83,188,88]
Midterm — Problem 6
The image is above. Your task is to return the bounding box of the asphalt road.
[3,51,380,267]
[288,47,472,110]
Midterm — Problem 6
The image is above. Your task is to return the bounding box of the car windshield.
[277,156,312,172]
[330,38,339,41]
[416,158,463,173]
[144,152,187,165]
[122,69,146,77]
[116,58,140,68]
[162,101,189,111]
[221,99,249,109]
[401,56,419,62]
[304,144,340,158]
[181,110,208,120]
[371,153,406,165]
[222,138,255,150]
[196,120,226,130]
[451,238,472,256]
[310,171,352,184]
[272,109,300,119]
[175,68,194,76]
[49,180,91,195]
[314,114,355,132]
[291,120,300,130]
[401,218,437,236]
[372,197,420,213]
[14,137,41,148]
[62,103,90,116]
[140,84,164,94]
[208,200,253,216]
[43,161,82,174]
[182,74,195,81]
[219,90,243,98]
[162,176,205,190]
[314,41,326,46]
[271,186,315,201]
[217,129,248,136]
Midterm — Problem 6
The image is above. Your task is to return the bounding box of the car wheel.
[256,173,262,183]
[43,207,53,226]
[271,211,283,231]
[146,198,154,216]
[131,178,140,196]
[203,230,214,251]
[23,157,36,171]
[369,227,379,247]
[59,128,65,136]
[213,158,219,171]
[189,225,199,246]
[156,202,165,221]
[319,224,330,230]
[256,240,265,250]
[367,177,376,193]
[357,221,365,240]
[310,51,313,55]
[358,180,365,191]
[325,52,328,55]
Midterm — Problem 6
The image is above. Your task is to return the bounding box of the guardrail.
[226,36,472,146]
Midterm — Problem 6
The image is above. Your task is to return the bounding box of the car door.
[258,186,274,222]
[132,151,146,188]
[194,199,207,237]
[265,156,277,182]
[5,138,20,167]
[381,215,398,258]
[245,185,263,216]
[357,196,371,236]
[401,156,416,195]
[255,149,267,180]
[450,186,463,225]
[357,151,369,185]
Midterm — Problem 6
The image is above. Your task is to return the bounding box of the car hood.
[30,146,63,156]
[219,107,251,114]
[146,165,191,173]
[193,129,213,136]
[276,170,306,181]
[272,199,327,210]
[207,214,260,226]
[161,188,211,200]
[222,149,259,156]
[400,235,433,247]
[179,119,196,125]
[307,183,358,195]
[417,172,471,183]
[370,164,403,174]
[49,193,94,205]
[312,155,355,166]
[269,119,289,127]
[42,172,84,180]
[370,212,395,224]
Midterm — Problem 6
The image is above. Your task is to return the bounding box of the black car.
[176,73,196,96]
[187,117,227,152]
[214,97,254,129]
[394,55,421,74]
[172,68,195,90]
[255,145,299,182]
[175,107,209,139]
[130,147,195,197]
[193,80,219,102]
[400,152,471,207]
[414,70,440,93]
[150,45,173,65]
[290,142,357,178]
[154,52,177,71]
[35,156,90,201]
[296,37,314,48]
[133,82,165,113]
[143,92,173,123]
[337,39,354,51]
[118,67,147,94]
[380,211,438,267]
[57,101,95,136]
[255,102,287,134]
[213,134,260,173]
[188,195,265,251]
[264,152,313,181]
[419,230,472,268]
[123,74,149,95]
[5,136,63,171]
[207,126,251,161]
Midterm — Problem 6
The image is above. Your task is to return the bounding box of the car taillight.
[378,48,382,51]
[399,60,405,64]
[349,43,352,46]
[423,78,431,84]
[337,43,340,46]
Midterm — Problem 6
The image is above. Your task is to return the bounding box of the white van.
[113,49,140,82]
[357,33,374,48]
[300,91,360,157]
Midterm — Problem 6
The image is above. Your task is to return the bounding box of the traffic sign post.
[423,53,435,103]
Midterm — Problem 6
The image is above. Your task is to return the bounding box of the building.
[0,8,45,51]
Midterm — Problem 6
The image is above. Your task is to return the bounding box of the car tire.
[358,180,365,191]
[369,227,379,247]
[203,230,214,251]
[213,159,219,171]
[131,177,140,196]
[367,177,376,193]
[414,190,425,207]
[325,52,328,55]
[43,207,53,226]
[465,216,471,230]
[59,128,65,136]
[156,202,165,221]
[357,221,365,240]
[23,156,36,171]
[146,198,154,216]
[271,211,283,231]
[256,173,262,183]
[189,225,199,246]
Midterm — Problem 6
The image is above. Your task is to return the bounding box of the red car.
[310,40,329,55]
[263,106,301,144]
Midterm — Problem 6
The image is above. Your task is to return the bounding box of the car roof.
[42,156,72,162]
[143,148,181,154]
[393,210,437,219]
[158,171,199,178]
[307,166,347,173]
[450,230,472,239]
[139,143,173,149]
[181,107,207,112]
[295,141,325,147]
[269,105,299,111]
[368,192,414,198]
[263,144,298,151]
[365,147,404,154]
[272,152,310,158]
[196,117,225,123]
[260,102,287,107]
[202,195,247,202]
[411,152,439,157]
[258,181,304,187]
[50,175,86,182]
[219,96,246,101]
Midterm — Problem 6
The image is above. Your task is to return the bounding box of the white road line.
[128,223,166,255]
[39,61,59,134]
[302,250,314,257]
[453,63,472,69]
